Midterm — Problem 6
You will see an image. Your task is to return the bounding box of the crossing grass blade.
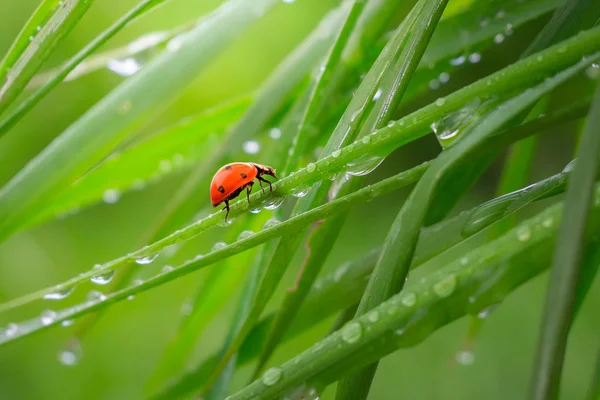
[0,0,280,243]
[530,81,600,400]
[0,0,97,121]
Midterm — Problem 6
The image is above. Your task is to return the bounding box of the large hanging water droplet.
[262,367,282,386]
[90,270,115,285]
[345,155,384,176]
[135,254,158,265]
[44,286,75,300]
[433,274,457,298]
[341,321,363,343]
[238,230,254,240]
[477,304,499,319]
[264,196,284,210]
[290,184,309,198]
[430,97,482,149]
[212,242,227,252]
[263,218,281,229]
[58,340,82,366]
[40,309,57,326]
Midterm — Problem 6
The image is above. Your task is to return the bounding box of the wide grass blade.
[227,186,600,400]
[0,0,279,243]
[0,0,97,119]
[0,0,167,135]
[530,81,600,400]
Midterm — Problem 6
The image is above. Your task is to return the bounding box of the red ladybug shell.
[210,163,258,206]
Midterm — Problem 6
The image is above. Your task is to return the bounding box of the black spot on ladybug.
[225,165,232,171]
[240,173,247,179]
[218,186,225,193]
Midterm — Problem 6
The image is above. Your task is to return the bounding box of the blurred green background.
[0,0,598,399]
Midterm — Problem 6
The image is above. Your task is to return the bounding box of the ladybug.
[210,162,278,220]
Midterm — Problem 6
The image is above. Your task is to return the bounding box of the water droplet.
[243,140,260,154]
[430,97,482,148]
[58,340,82,366]
[450,55,466,66]
[439,72,450,83]
[238,230,254,240]
[433,274,457,298]
[468,53,482,64]
[372,88,382,102]
[161,265,174,273]
[44,286,75,300]
[86,290,107,302]
[586,63,600,80]
[102,189,121,204]
[494,34,505,44]
[263,217,281,229]
[269,127,282,140]
[479,18,489,27]
[435,98,446,107]
[135,253,158,265]
[495,9,505,19]
[262,367,282,386]
[249,205,262,214]
[542,216,554,228]
[306,162,316,172]
[41,310,57,326]
[429,79,441,90]
[505,23,514,35]
[159,159,172,173]
[90,270,115,285]
[361,136,371,144]
[455,350,475,366]
[366,310,379,323]
[264,196,284,210]
[4,323,19,338]
[331,149,341,158]
[212,242,227,252]
[107,58,142,77]
[29,36,34,41]
[516,227,531,242]
[345,155,384,176]
[127,295,135,301]
[341,321,362,343]
[401,292,417,307]
[291,184,309,198]
[36,26,41,32]
[61,319,74,327]
[131,179,146,190]
[181,302,193,315]
[477,304,498,319]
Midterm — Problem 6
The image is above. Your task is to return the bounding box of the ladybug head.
[253,163,278,180]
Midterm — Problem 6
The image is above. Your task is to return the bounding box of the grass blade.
[588,347,600,400]
[530,81,600,400]
[0,0,167,135]
[0,0,279,243]
[0,0,97,119]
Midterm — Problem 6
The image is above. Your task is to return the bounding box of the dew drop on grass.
[306,162,316,172]
[250,205,262,214]
[341,321,363,343]
[401,292,417,307]
[494,34,505,44]
[243,140,260,154]
[102,189,121,204]
[291,184,309,198]
[40,310,57,326]
[127,295,135,301]
[61,319,74,327]
[366,310,380,323]
[435,97,446,106]
[505,23,514,35]
[238,230,254,240]
[586,63,600,80]
[44,286,75,300]
[90,270,115,285]
[135,253,158,265]
[430,97,482,148]
[433,275,457,298]
[331,149,341,158]
[58,340,82,366]
[264,196,284,210]
[361,136,371,144]
[86,290,107,302]
[345,155,384,176]
[477,304,498,319]
[263,217,281,229]
[542,216,554,228]
[372,88,382,102]
[212,242,227,252]
[455,350,475,366]
[107,57,142,77]
[439,72,450,83]
[450,55,466,66]
[262,367,282,386]
[4,323,19,338]
[468,52,481,63]
[161,265,174,273]
[269,127,282,140]
[429,79,441,90]
[516,227,531,242]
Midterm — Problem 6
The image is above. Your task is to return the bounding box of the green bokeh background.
[0,1,598,399]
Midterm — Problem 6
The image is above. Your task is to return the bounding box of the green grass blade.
[588,347,600,400]
[530,81,600,400]
[1,28,599,317]
[0,0,167,135]
[20,96,251,229]
[227,186,600,400]
[340,52,600,400]
[0,0,279,243]
[0,0,97,119]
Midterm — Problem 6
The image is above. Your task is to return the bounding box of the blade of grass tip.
[0,0,167,135]
[530,81,600,400]
[338,53,600,400]
[227,187,600,400]
[0,0,280,244]
[587,347,600,400]
[2,27,600,319]
[255,0,449,380]
[0,0,97,119]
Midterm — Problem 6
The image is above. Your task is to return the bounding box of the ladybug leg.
[257,176,273,192]
[246,181,253,203]
[257,178,265,193]
[223,199,230,220]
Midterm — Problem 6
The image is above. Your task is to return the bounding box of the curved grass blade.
[339,52,600,400]
[0,0,280,243]
[587,347,600,400]
[20,96,250,228]
[227,187,600,400]
[1,28,599,316]
[530,81,600,400]
[0,0,168,135]
[0,0,96,119]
